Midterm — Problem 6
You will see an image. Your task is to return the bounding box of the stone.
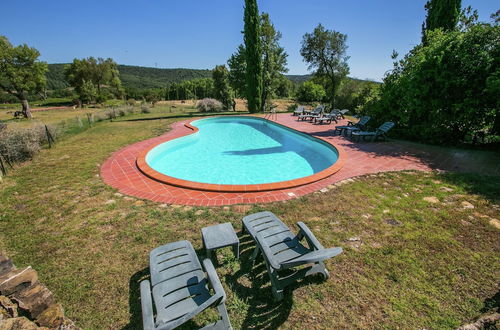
[385,218,402,226]
[134,200,145,206]
[104,199,115,205]
[461,201,475,209]
[383,209,390,214]
[113,192,123,197]
[123,197,134,201]
[362,214,372,219]
[183,206,193,211]
[194,210,204,216]
[489,218,500,230]
[320,188,329,193]
[348,237,361,242]
[0,256,14,277]
[170,205,182,209]
[158,204,169,208]
[0,267,38,296]
[36,303,64,328]
[423,196,439,204]
[0,316,39,329]
[12,282,54,318]
[440,186,454,192]
[232,205,252,214]
[0,296,18,318]
[222,206,230,211]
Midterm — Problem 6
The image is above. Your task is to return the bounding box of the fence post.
[45,125,55,148]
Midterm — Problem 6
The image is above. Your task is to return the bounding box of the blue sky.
[1,0,497,81]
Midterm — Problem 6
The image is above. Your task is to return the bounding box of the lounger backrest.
[296,105,305,112]
[357,116,371,127]
[314,105,324,114]
[378,121,395,133]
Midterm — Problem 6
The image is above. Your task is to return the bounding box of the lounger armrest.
[280,247,343,269]
[255,233,282,270]
[140,280,156,330]
[203,258,226,303]
[296,222,324,250]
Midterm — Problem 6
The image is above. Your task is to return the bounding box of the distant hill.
[46,64,214,90]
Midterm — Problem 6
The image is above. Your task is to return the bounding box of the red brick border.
[136,116,345,192]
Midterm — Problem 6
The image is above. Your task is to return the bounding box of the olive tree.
[0,36,48,118]
[300,24,350,108]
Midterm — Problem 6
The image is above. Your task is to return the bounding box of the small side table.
[202,223,240,260]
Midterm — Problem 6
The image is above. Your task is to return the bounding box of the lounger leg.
[249,246,260,261]
[217,303,233,330]
[267,266,284,302]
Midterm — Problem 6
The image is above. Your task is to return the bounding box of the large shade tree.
[212,65,233,110]
[0,36,48,118]
[64,57,123,105]
[243,0,262,113]
[300,24,350,108]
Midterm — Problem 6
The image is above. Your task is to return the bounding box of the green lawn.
[0,114,498,329]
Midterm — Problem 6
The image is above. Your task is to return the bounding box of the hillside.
[46,64,214,90]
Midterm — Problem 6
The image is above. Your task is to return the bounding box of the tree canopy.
[422,0,462,42]
[0,36,48,117]
[300,24,350,108]
[243,0,263,113]
[212,65,233,110]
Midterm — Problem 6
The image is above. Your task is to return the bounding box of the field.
[0,106,499,329]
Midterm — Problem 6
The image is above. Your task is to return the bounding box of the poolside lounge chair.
[242,211,343,301]
[314,109,341,124]
[339,109,349,119]
[334,116,371,136]
[140,240,232,330]
[292,105,306,116]
[297,105,324,122]
[351,121,395,142]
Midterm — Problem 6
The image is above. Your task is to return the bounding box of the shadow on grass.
[438,172,500,204]
[124,234,327,329]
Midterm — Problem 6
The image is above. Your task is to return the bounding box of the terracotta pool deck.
[101,113,500,206]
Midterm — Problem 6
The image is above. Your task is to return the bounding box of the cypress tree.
[422,0,462,42]
[244,0,262,113]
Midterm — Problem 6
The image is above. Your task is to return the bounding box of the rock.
[383,209,390,214]
[0,316,39,329]
[36,303,64,328]
[489,218,500,230]
[233,205,252,213]
[59,155,70,160]
[123,197,134,201]
[12,282,54,318]
[158,204,169,208]
[0,267,38,296]
[362,214,371,219]
[348,237,361,242]
[431,180,442,184]
[327,185,335,189]
[385,218,402,226]
[423,196,439,204]
[194,210,204,216]
[0,256,14,277]
[222,206,230,211]
[308,217,322,222]
[134,200,145,206]
[457,312,500,330]
[170,205,182,209]
[461,201,475,209]
[104,199,115,205]
[440,186,454,192]
[0,295,18,318]
[402,193,409,197]
[113,193,123,197]
[319,188,329,193]
[183,206,193,212]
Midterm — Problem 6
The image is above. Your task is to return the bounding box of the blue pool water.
[146,116,339,185]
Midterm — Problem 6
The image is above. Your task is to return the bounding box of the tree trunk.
[21,98,32,119]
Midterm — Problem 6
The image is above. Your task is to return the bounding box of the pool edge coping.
[135,115,346,192]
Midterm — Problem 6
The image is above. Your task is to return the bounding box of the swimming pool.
[137,116,343,191]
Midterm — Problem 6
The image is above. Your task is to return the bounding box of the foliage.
[369,22,500,143]
[227,45,247,98]
[212,65,233,110]
[164,78,214,100]
[422,0,461,42]
[79,79,98,105]
[335,79,380,113]
[144,89,162,106]
[195,98,223,112]
[260,13,288,108]
[64,57,123,105]
[296,81,326,102]
[300,24,350,108]
[244,0,263,113]
[0,35,48,118]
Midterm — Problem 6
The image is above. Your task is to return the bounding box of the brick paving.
[101,114,500,206]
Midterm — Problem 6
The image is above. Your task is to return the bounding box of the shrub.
[127,98,136,106]
[296,81,326,102]
[141,105,151,114]
[0,124,57,163]
[196,98,223,112]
